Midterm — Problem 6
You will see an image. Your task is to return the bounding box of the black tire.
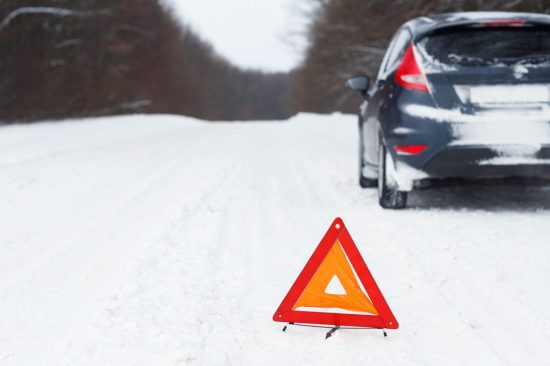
[358,117,377,188]
[378,142,408,209]
[360,174,377,188]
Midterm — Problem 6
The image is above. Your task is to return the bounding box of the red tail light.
[395,44,429,92]
[395,145,428,156]
[481,19,525,27]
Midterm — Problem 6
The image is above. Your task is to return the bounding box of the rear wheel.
[359,159,377,188]
[358,117,377,188]
[378,142,407,209]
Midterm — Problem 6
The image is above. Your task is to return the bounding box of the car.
[347,12,550,209]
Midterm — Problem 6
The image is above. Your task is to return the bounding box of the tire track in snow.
[0,137,189,287]
[0,121,230,364]
[59,131,250,365]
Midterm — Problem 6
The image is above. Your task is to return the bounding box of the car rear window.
[418,27,550,67]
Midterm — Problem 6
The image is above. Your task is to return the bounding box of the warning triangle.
[293,240,378,314]
[273,218,398,329]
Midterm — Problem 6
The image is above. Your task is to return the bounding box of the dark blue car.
[347,12,550,209]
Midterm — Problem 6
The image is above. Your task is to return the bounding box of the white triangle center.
[325,275,347,295]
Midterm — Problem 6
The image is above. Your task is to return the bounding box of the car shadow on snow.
[407,178,550,211]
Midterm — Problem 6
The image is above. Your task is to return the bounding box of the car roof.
[403,12,550,39]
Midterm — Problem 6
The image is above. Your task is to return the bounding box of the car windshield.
[418,26,550,67]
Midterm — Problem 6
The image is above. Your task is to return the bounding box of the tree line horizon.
[0,0,548,123]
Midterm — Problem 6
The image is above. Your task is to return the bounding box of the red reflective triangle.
[273,218,399,329]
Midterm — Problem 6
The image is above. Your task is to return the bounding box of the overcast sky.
[164,0,306,72]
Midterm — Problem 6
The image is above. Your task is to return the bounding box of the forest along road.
[0,114,549,366]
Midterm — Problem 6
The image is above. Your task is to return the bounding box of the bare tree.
[0,0,292,123]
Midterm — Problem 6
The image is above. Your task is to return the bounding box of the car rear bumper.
[422,145,550,178]
[381,101,550,189]
[386,143,550,191]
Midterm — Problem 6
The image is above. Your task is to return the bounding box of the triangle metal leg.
[325,325,340,339]
[282,322,294,332]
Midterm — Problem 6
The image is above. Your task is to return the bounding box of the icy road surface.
[1,114,550,365]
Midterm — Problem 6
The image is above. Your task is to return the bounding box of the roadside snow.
[1,114,550,365]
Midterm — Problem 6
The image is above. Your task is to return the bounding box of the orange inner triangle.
[293,240,378,315]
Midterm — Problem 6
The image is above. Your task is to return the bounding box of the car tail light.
[395,44,429,92]
[395,145,428,156]
[481,19,525,27]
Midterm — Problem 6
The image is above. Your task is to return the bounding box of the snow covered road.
[1,114,550,365]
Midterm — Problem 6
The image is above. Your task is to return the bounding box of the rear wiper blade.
[515,54,550,65]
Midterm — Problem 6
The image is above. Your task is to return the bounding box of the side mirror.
[346,75,370,96]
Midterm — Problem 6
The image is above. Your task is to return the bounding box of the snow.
[1,113,550,365]
[416,43,459,73]
[0,7,111,31]
[393,162,429,191]
[479,156,550,166]
[445,11,550,22]
[403,104,550,149]
[405,103,550,124]
[325,275,347,295]
[513,64,529,80]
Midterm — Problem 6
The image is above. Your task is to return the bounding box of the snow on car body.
[347,12,550,209]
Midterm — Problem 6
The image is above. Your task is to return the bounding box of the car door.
[362,28,412,166]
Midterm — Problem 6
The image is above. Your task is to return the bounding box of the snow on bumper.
[386,154,428,192]
[403,103,550,146]
[389,104,550,188]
